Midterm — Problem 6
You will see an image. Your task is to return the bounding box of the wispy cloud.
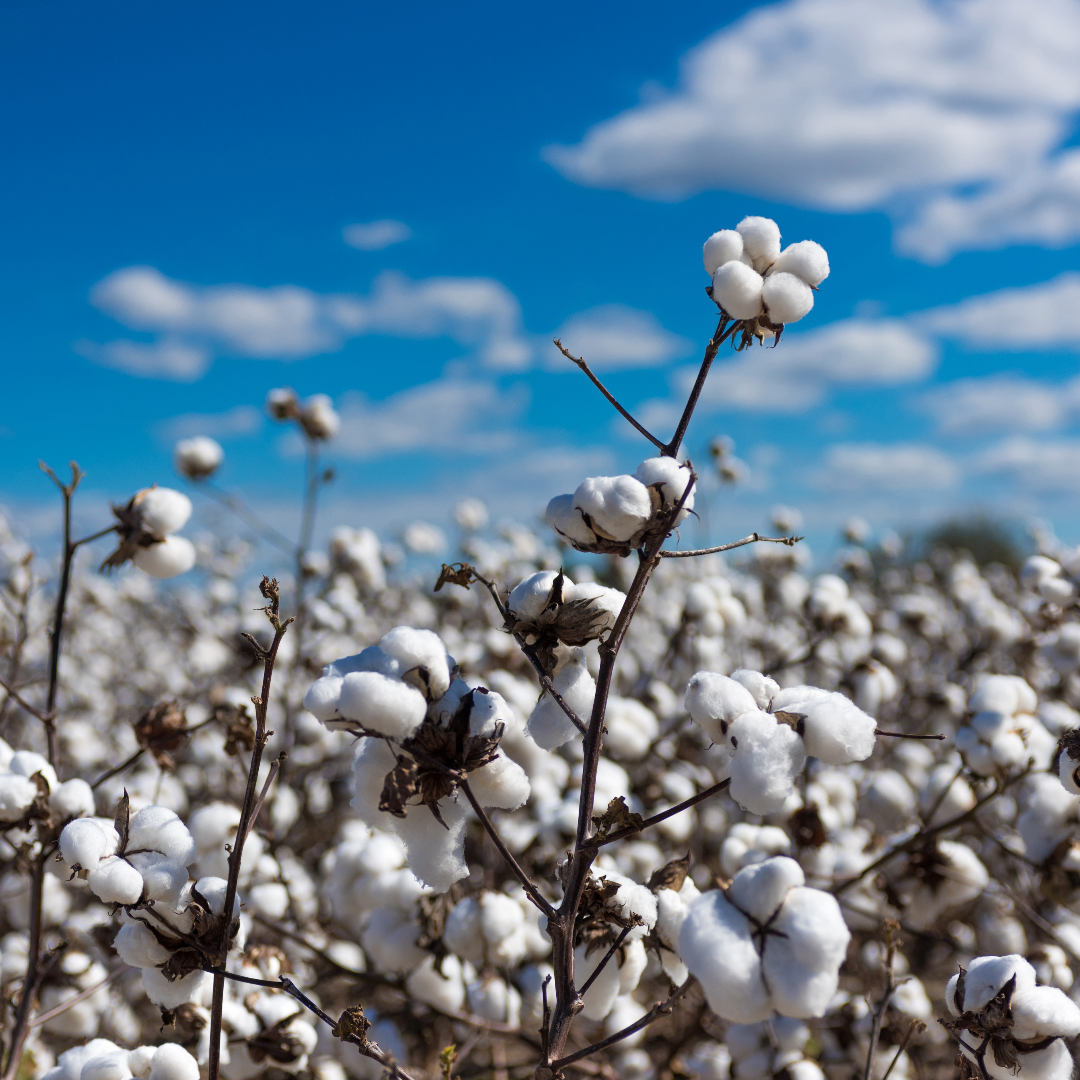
[154,405,264,442]
[813,442,960,492]
[343,219,412,251]
[548,305,692,371]
[918,374,1080,435]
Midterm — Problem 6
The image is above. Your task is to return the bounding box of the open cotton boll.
[730,670,781,710]
[148,1045,199,1080]
[712,262,764,320]
[133,535,196,579]
[406,954,466,1013]
[468,975,521,1024]
[127,806,197,865]
[564,582,625,629]
[136,487,192,535]
[727,711,806,816]
[575,943,621,1020]
[303,675,343,723]
[444,898,484,964]
[737,216,782,268]
[141,967,205,1010]
[0,774,43,822]
[572,475,652,542]
[81,1050,133,1080]
[336,672,427,738]
[685,672,758,745]
[174,436,223,480]
[762,273,814,325]
[772,688,877,764]
[727,857,805,923]
[633,457,695,521]
[379,627,452,700]
[604,698,659,760]
[949,955,1037,1015]
[128,1047,156,1080]
[49,779,95,822]
[769,241,830,287]
[545,493,596,547]
[362,908,426,971]
[60,818,119,868]
[507,571,560,621]
[126,852,188,904]
[1010,986,1080,1041]
[113,921,172,968]
[87,856,145,905]
[617,937,648,994]
[527,647,594,750]
[704,230,744,275]
[393,796,470,893]
[193,876,239,920]
[602,871,657,941]
[10,750,57,790]
[466,754,530,810]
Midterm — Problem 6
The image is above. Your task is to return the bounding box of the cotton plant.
[954,674,1056,777]
[100,487,197,579]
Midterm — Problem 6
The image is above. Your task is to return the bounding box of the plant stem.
[2,853,47,1080]
[663,319,736,459]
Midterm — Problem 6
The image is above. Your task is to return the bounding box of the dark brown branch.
[863,928,897,1080]
[659,533,802,558]
[553,339,664,450]
[2,853,47,1080]
[596,777,731,847]
[881,1019,924,1080]
[875,730,946,741]
[0,677,52,724]
[459,777,557,920]
[663,319,737,458]
[29,965,129,1028]
[577,925,634,998]
[246,752,287,840]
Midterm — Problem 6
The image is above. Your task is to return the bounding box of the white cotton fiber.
[137,487,192,535]
[711,262,764,320]
[730,670,781,710]
[633,457,695,522]
[148,1045,199,1080]
[703,230,744,275]
[769,241,829,286]
[604,698,659,760]
[362,907,426,971]
[527,647,594,750]
[127,806,197,865]
[141,967,205,1010]
[81,1050,132,1080]
[685,672,758,744]
[575,943,621,1020]
[113,921,172,968]
[379,626,452,699]
[680,890,771,1023]
[444,898,484,964]
[393,796,470,893]
[406,954,466,1013]
[194,876,238,919]
[764,886,851,1018]
[772,688,877,764]
[60,818,119,868]
[950,955,1037,1014]
[87,856,145,905]
[466,754,530,810]
[565,582,625,628]
[573,475,653,542]
[546,493,596,547]
[508,571,560,621]
[126,852,188,905]
[604,871,657,940]
[727,857,805,923]
[133,536,197,579]
[737,217,782,270]
[727,711,806,815]
[0,774,42,823]
[10,750,57,789]
[337,671,427,738]
[49,778,95,822]
[1010,986,1080,1040]
[762,272,814,325]
[128,1047,156,1080]
[302,675,344,723]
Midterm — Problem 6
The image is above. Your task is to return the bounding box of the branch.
[577,925,635,998]
[863,925,897,1080]
[596,778,730,847]
[553,339,664,450]
[193,482,299,556]
[659,533,802,558]
[0,677,52,723]
[459,778,557,920]
[663,319,737,459]
[29,966,129,1028]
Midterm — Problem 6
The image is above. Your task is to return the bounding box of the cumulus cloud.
[919,375,1080,435]
[915,273,1080,350]
[549,304,692,370]
[331,377,529,459]
[545,0,1080,260]
[972,436,1080,492]
[87,266,534,377]
[343,219,412,251]
[154,405,263,442]
[814,442,959,491]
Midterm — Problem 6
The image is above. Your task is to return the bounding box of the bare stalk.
[659,532,801,558]
[863,925,898,1080]
[2,854,47,1080]
[192,481,298,556]
[207,578,293,1080]
[663,318,737,458]
[596,777,731,847]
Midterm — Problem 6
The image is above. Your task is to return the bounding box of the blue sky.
[4,0,1080,560]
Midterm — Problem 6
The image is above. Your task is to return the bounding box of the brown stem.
[553,339,665,449]
[863,931,897,1080]
[207,580,292,1080]
[663,319,736,458]
[0,677,52,724]
[577,925,634,998]
[597,777,731,847]
[29,965,129,1028]
[659,533,802,558]
[194,481,299,556]
[2,853,47,1080]
[874,730,946,741]
[880,1019,923,1080]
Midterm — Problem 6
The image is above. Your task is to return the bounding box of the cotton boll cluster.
[704,218,827,341]
[443,889,550,970]
[954,674,1054,777]
[505,570,625,653]
[546,457,695,556]
[679,857,850,1023]
[266,388,340,441]
[725,1017,823,1080]
[43,1040,199,1080]
[173,437,224,481]
[101,487,197,579]
[1022,555,1076,605]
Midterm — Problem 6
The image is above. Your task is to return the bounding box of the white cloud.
[972,436,1080,491]
[916,273,1080,350]
[544,0,1080,259]
[155,405,263,442]
[680,318,936,414]
[75,337,211,381]
[343,219,412,251]
[549,304,692,370]
[330,377,529,459]
[814,442,959,491]
[87,266,534,376]
[918,374,1080,435]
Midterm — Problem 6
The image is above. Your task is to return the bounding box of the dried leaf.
[219,703,256,757]
[114,790,130,854]
[134,700,188,769]
[332,1004,370,1043]
[434,562,479,592]
[592,796,644,839]
[774,710,806,735]
[789,805,827,849]
[648,852,691,893]
[379,756,420,818]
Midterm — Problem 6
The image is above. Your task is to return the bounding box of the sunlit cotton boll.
[634,457,695,523]
[173,437,224,481]
[711,262,764,320]
[762,273,814,325]
[736,216,782,272]
[132,536,197,579]
[703,229,745,276]
[768,241,830,287]
[336,672,427,739]
[573,475,652,542]
[402,521,446,555]
[298,394,340,440]
[135,488,192,536]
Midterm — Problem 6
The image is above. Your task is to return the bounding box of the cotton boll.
[337,672,427,738]
[303,675,344,723]
[133,536,196,579]
[113,921,172,968]
[10,750,57,790]
[683,1042,732,1080]
[575,943,621,1020]
[298,394,340,441]
[508,572,560,622]
[81,1051,132,1080]
[737,217,782,271]
[466,754,530,810]
[0,774,43,823]
[730,670,780,710]
[769,241,829,287]
[762,273,814,325]
[174,436,224,480]
[87,856,145,905]
[727,711,806,816]
[711,262,764,320]
[467,975,521,1024]
[49,779,95,822]
[605,995,649,1047]
[125,853,187,905]
[379,626,452,700]
[60,818,119,869]
[527,648,594,750]
[136,487,192,535]
[149,1044,200,1080]
[393,797,470,892]
[249,882,290,920]
[617,938,648,994]
[727,857,805,923]
[127,806,197,865]
[1010,986,1080,1040]
[773,689,877,764]
[406,954,466,1013]
[545,493,597,547]
[140,967,205,1010]
[362,908,426,971]
[861,770,916,832]
[573,475,652,542]
[633,457,696,522]
[685,672,758,745]
[128,1048,156,1080]
[193,876,239,920]
[604,698,659,760]
[704,230,744,275]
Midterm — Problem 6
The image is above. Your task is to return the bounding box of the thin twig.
[659,533,801,558]
[247,752,286,836]
[875,730,946,741]
[2,853,47,1080]
[663,319,736,458]
[554,340,664,450]
[880,1019,924,1080]
[90,715,220,789]
[29,966,129,1027]
[577,926,634,998]
[597,778,731,847]
[194,482,298,556]
[863,925,898,1080]
[0,677,52,723]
